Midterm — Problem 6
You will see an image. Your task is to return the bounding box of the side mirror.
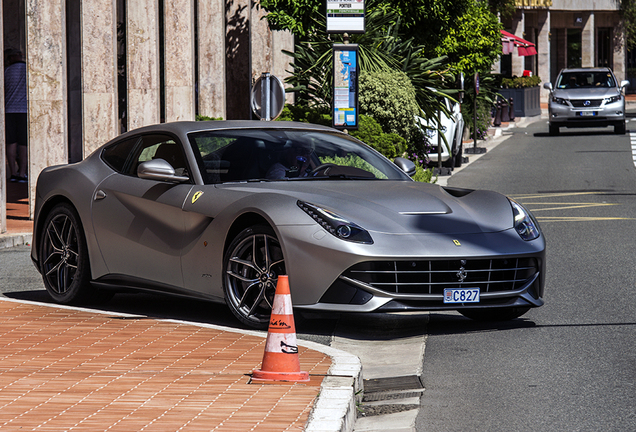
[394,157,416,177]
[137,159,189,183]
[621,80,630,89]
[543,82,553,91]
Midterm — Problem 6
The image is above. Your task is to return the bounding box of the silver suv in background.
[543,67,629,135]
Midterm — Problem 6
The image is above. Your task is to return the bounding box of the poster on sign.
[332,44,359,130]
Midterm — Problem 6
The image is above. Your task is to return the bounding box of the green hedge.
[501,75,541,89]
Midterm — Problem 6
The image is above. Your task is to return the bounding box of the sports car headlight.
[509,199,541,241]
[603,94,622,104]
[551,96,568,106]
[297,201,373,244]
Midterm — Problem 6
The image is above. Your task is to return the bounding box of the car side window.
[101,137,141,173]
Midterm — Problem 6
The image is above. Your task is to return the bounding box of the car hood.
[553,87,619,99]
[216,181,514,235]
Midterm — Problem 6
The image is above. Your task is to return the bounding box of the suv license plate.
[444,288,480,304]
[577,111,597,116]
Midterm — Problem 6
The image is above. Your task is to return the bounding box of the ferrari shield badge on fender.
[453,240,461,246]
[192,191,204,204]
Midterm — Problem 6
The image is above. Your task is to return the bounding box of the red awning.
[500,30,537,56]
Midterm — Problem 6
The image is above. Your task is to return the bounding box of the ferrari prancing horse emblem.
[453,239,461,246]
[192,191,204,204]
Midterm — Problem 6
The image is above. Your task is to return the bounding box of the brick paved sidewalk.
[0,298,331,431]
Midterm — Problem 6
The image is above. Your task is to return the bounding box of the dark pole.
[438,110,442,170]
[473,89,477,149]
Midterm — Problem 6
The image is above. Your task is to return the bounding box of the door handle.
[94,190,107,201]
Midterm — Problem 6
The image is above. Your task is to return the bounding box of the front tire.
[549,124,559,136]
[614,121,626,135]
[39,203,92,304]
[223,225,286,329]
[454,142,463,168]
[459,307,530,322]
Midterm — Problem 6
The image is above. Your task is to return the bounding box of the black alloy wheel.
[39,203,92,303]
[223,225,286,329]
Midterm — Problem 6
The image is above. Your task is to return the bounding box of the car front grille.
[342,258,538,295]
[570,99,602,108]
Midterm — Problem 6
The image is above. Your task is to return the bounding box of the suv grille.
[570,99,602,108]
[343,258,538,295]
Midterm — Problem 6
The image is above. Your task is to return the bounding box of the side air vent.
[442,187,473,198]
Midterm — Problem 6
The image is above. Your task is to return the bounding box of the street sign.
[475,72,480,95]
[327,0,365,33]
[251,73,286,121]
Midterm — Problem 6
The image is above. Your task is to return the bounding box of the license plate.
[577,111,597,116]
[443,288,480,303]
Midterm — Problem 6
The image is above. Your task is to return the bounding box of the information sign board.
[327,0,365,33]
[332,44,358,129]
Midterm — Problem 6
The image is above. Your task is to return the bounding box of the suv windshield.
[556,71,616,89]
[188,129,410,184]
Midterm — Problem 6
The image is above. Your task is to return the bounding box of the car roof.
[123,120,335,136]
[559,67,614,74]
[109,120,341,146]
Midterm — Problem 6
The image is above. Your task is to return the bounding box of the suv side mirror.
[543,82,553,91]
[394,157,416,176]
[621,80,630,89]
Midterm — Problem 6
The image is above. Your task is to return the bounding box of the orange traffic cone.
[252,275,309,382]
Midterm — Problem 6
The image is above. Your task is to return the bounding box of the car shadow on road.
[2,291,550,339]
[533,130,625,138]
[425,312,537,335]
[3,290,250,330]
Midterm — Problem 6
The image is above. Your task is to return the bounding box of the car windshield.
[188,128,411,184]
[556,71,616,89]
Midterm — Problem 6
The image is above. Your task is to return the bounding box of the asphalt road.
[416,117,636,431]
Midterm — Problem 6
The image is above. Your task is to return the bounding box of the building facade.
[501,0,627,100]
[1,0,293,231]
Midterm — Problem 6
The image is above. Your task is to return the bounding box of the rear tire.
[39,203,92,304]
[458,307,530,322]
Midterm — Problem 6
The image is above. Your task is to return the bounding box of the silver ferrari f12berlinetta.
[31,121,545,329]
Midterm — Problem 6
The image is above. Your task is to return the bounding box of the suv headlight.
[297,201,374,244]
[551,96,568,106]
[509,199,541,241]
[603,94,622,104]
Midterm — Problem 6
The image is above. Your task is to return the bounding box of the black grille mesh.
[343,258,538,295]
[570,99,602,108]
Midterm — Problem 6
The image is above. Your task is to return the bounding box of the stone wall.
[1,0,294,220]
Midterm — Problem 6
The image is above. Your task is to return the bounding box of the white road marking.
[630,132,636,166]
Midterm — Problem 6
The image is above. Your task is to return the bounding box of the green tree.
[358,70,420,142]
[260,0,503,75]
[434,1,502,73]
[281,7,455,118]
[620,0,636,50]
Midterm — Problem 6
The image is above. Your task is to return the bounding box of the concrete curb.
[0,232,32,250]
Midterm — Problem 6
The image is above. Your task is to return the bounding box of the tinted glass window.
[188,129,410,184]
[101,137,139,173]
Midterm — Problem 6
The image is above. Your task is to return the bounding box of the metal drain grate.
[362,375,425,402]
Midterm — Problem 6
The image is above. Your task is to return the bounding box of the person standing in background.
[5,48,28,183]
